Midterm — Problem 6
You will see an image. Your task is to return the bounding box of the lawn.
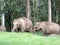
[0,32,60,45]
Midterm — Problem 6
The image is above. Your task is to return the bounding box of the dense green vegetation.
[0,0,60,31]
[0,32,60,45]
[0,0,60,45]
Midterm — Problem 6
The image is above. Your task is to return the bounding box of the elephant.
[12,17,33,32]
[0,25,6,32]
[34,21,60,35]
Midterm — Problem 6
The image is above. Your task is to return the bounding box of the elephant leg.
[21,29,25,32]
[12,26,17,32]
[29,28,33,33]
[21,28,25,32]
[20,25,26,32]
[15,28,18,32]
[12,28,15,32]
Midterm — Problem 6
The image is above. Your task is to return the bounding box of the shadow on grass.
[32,30,44,36]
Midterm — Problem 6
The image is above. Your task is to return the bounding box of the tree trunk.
[33,0,36,24]
[26,0,31,19]
[1,0,5,27]
[48,0,52,22]
[1,13,5,26]
[56,10,58,23]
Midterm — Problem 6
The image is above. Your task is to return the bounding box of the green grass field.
[0,32,60,45]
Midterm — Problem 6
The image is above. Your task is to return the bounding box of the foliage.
[4,0,27,31]
[0,0,60,31]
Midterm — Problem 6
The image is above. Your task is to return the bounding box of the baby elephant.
[0,25,6,32]
[12,17,33,32]
[34,21,60,35]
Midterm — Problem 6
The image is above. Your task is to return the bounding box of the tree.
[48,0,52,22]
[0,0,5,26]
[2,0,60,31]
[26,0,31,19]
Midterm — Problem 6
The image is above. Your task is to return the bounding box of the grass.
[0,31,60,45]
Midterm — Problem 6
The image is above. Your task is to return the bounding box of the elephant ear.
[13,19,18,25]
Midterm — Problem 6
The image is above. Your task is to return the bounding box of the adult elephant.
[34,21,60,35]
[12,17,33,32]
